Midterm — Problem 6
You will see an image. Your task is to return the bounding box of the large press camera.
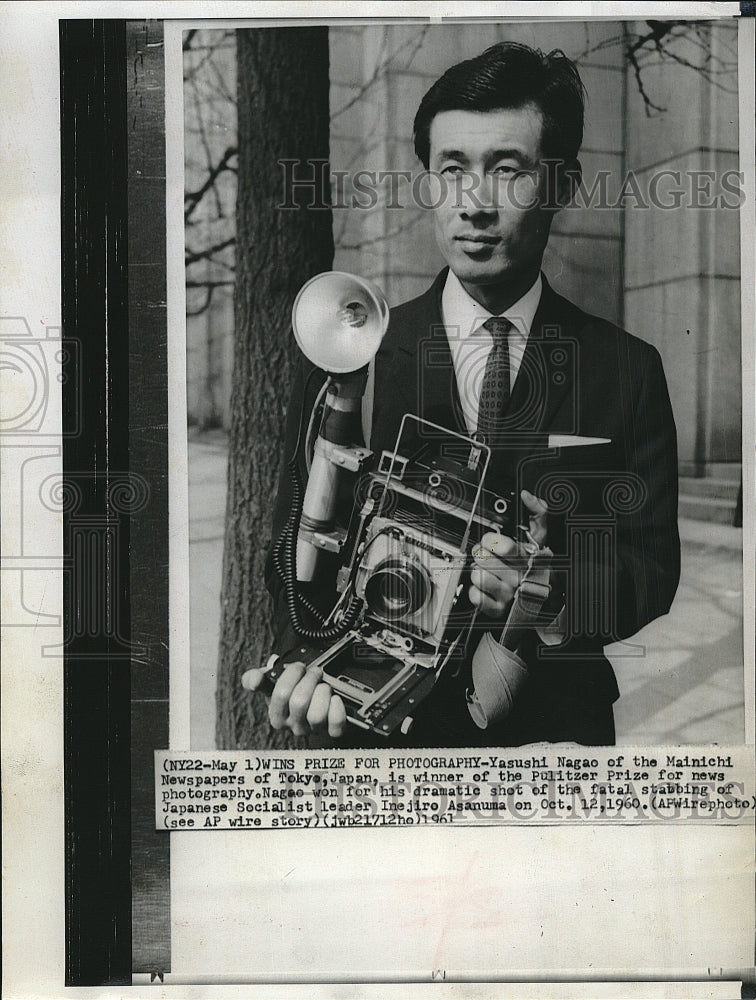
[263,272,544,739]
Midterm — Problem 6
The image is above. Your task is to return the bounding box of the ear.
[557,157,582,208]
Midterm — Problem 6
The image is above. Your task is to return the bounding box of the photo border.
[1,3,754,997]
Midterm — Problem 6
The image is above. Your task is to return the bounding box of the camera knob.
[400,716,414,736]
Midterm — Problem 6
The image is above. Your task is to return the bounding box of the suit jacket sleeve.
[554,339,680,649]
[609,342,680,642]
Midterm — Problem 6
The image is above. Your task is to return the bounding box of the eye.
[492,164,518,177]
[440,164,464,177]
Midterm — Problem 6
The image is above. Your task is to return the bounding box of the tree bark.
[217,28,333,748]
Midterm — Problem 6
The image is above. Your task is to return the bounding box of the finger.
[328,695,347,739]
[287,665,326,735]
[470,565,517,604]
[469,583,509,617]
[241,669,263,692]
[472,540,524,577]
[520,489,548,517]
[306,681,334,732]
[521,490,548,545]
[470,559,522,595]
[478,531,518,558]
[268,662,307,729]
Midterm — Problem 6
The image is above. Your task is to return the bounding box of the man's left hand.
[469,489,548,616]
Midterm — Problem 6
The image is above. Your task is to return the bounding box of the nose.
[456,172,498,220]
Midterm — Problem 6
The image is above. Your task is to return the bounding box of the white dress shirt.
[441,270,543,435]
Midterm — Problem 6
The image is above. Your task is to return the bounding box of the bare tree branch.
[330,25,430,120]
[190,78,225,218]
[186,280,235,318]
[186,284,215,316]
[206,49,237,104]
[623,20,737,115]
[184,29,235,81]
[337,211,423,251]
[574,30,629,62]
[185,145,238,222]
[186,236,236,267]
[626,47,667,113]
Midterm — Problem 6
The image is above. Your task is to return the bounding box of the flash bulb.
[339,302,368,328]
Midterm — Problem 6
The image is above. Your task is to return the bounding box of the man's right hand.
[241,661,347,739]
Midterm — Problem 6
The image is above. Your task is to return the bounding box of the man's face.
[428,105,556,294]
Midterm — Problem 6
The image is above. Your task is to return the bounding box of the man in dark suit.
[243,41,680,747]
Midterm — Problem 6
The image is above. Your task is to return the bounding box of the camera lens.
[365,557,431,621]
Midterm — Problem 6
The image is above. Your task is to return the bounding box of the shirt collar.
[441,269,543,340]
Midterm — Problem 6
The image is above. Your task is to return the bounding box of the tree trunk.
[216,28,333,748]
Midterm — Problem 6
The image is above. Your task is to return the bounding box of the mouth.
[454,235,500,255]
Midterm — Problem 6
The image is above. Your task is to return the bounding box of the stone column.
[623,22,741,477]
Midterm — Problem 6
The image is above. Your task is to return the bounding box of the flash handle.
[296,371,371,582]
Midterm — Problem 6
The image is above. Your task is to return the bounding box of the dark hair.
[413,41,586,168]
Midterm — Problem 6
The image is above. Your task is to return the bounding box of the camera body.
[277,415,518,739]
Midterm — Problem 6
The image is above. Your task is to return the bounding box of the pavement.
[188,430,746,749]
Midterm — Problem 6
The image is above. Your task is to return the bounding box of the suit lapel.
[394,268,466,435]
[504,276,579,446]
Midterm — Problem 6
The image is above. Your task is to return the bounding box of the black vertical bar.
[61,20,131,985]
[127,19,171,975]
